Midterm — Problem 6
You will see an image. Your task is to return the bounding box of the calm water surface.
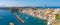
[0,9,47,25]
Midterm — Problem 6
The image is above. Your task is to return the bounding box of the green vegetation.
[55,14,60,20]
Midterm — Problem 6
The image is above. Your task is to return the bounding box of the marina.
[0,0,60,25]
[0,7,60,25]
[0,8,47,25]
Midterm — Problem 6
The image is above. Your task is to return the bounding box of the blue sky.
[0,0,60,7]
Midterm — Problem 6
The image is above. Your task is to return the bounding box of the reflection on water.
[0,9,23,25]
[0,9,47,25]
[13,10,47,25]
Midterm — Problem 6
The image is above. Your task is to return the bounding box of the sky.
[0,0,60,7]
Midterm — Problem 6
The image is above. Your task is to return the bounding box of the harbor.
[0,7,60,25]
[0,8,47,25]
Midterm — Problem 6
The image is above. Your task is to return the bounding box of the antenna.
[43,4,46,8]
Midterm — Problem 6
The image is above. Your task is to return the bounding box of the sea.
[0,8,48,25]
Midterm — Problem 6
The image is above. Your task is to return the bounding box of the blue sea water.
[0,9,47,25]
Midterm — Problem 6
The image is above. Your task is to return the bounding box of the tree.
[55,14,60,20]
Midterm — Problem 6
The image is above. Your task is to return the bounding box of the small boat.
[14,13,24,23]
